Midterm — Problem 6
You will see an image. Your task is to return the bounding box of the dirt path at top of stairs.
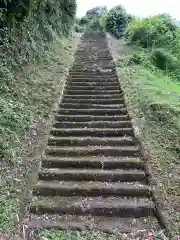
[26,32,166,238]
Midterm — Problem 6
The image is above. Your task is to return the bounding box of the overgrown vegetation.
[39,230,164,240]
[76,4,131,36]
[106,6,180,236]
[0,0,76,162]
[105,5,132,38]
[75,6,107,32]
[0,0,77,235]
[75,2,180,236]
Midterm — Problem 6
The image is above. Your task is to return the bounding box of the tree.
[106,5,130,38]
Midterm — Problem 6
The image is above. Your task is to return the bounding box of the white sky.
[77,0,180,20]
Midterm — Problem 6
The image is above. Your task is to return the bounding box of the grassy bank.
[108,35,180,236]
[0,33,80,235]
[0,0,78,236]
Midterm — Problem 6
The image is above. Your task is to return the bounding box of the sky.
[76,0,180,20]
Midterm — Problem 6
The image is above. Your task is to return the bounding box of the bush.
[0,0,77,160]
[106,5,131,38]
[125,14,177,48]
[77,6,107,32]
[87,18,104,31]
[151,48,179,72]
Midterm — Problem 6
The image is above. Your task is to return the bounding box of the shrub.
[106,5,130,38]
[87,18,104,31]
[125,14,177,48]
[0,0,77,160]
[78,6,107,32]
[151,48,179,72]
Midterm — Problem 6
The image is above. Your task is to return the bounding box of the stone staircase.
[28,32,163,233]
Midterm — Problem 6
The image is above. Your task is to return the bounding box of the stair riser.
[53,122,131,129]
[62,99,125,104]
[68,78,118,82]
[50,129,134,137]
[45,149,139,158]
[48,138,134,147]
[33,188,151,198]
[55,115,129,122]
[64,91,121,95]
[63,94,123,99]
[58,109,127,115]
[39,172,145,182]
[69,75,117,79]
[65,86,120,91]
[60,104,125,109]
[31,206,154,218]
[66,83,119,87]
[42,160,144,170]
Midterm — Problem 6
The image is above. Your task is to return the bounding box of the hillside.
[0,0,78,237]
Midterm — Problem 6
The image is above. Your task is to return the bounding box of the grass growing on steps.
[40,231,117,240]
[0,34,80,235]
[39,230,168,240]
[110,37,180,236]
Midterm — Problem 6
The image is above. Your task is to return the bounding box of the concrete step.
[38,169,146,182]
[63,94,123,99]
[50,128,134,137]
[67,82,119,86]
[33,181,151,197]
[53,121,131,129]
[58,108,127,115]
[28,215,160,233]
[55,114,129,122]
[64,90,121,95]
[45,146,139,158]
[30,196,155,218]
[60,103,125,109]
[66,86,120,91]
[62,98,125,104]
[42,157,144,170]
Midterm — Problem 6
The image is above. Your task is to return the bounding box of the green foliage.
[77,5,107,32]
[0,0,77,29]
[86,18,104,31]
[125,13,180,81]
[125,14,177,48]
[151,48,179,72]
[106,5,131,38]
[0,0,76,161]
[40,230,124,240]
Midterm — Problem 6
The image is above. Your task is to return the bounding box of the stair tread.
[48,136,134,140]
[34,181,149,191]
[46,146,139,151]
[55,114,129,118]
[61,104,125,108]
[43,156,141,162]
[28,215,160,233]
[40,169,144,174]
[39,168,145,182]
[32,196,153,207]
[42,157,144,170]
[31,196,155,217]
[51,127,132,131]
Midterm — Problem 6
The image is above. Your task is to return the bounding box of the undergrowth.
[114,38,180,236]
[39,230,166,240]
[0,0,78,235]
[0,35,79,235]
